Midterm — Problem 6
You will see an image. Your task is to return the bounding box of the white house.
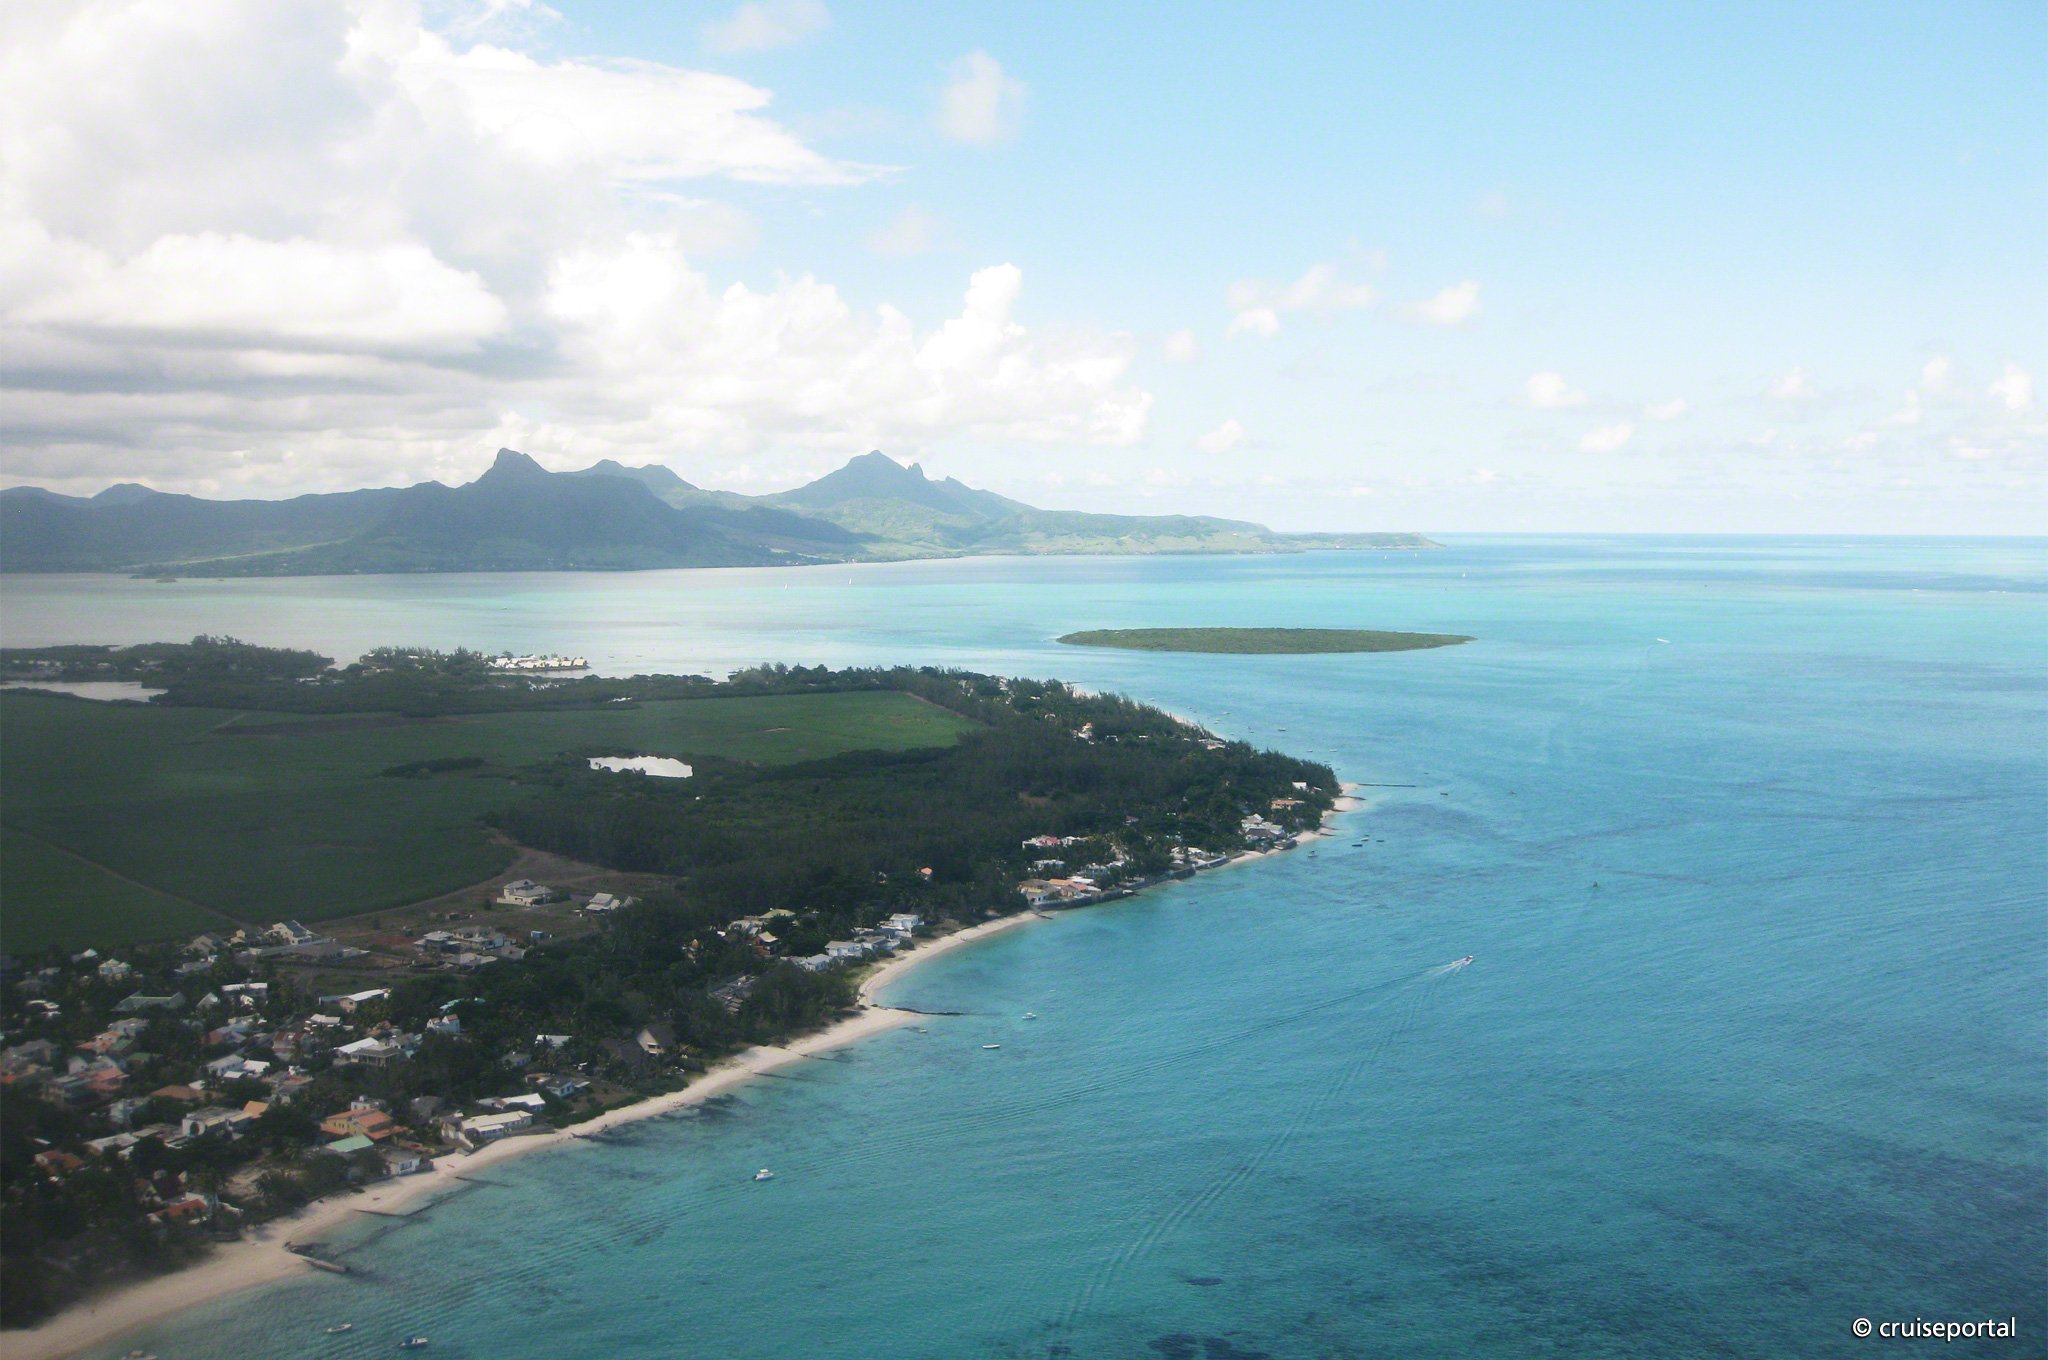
[380,1146,426,1176]
[459,1110,533,1142]
[180,1106,253,1140]
[320,988,390,1014]
[333,1037,404,1068]
[497,879,551,907]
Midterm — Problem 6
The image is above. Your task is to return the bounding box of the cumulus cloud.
[701,0,830,54]
[1525,371,1586,409]
[1579,422,1634,453]
[1920,355,1952,392]
[543,250,1149,449]
[1193,419,1247,454]
[1988,361,2034,411]
[1163,329,1200,363]
[1645,397,1688,421]
[936,50,1025,145]
[1412,280,1480,326]
[0,3,1147,493]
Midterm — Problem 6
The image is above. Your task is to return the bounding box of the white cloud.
[936,50,1025,145]
[1224,261,1379,337]
[1770,366,1813,400]
[391,31,876,187]
[701,0,830,54]
[1526,371,1586,409]
[1194,419,1247,454]
[1885,390,1923,427]
[1645,397,1688,421]
[1579,422,1635,453]
[1229,263,1378,317]
[13,230,507,353]
[1920,355,1952,392]
[0,3,1146,493]
[544,248,1152,451]
[868,204,941,257]
[1227,307,1281,339]
[1412,280,1480,326]
[1988,361,2034,411]
[1162,328,1200,364]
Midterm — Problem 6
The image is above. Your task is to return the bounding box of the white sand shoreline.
[3,799,1357,1360]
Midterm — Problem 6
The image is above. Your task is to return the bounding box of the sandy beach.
[0,911,1047,1360]
[3,802,1352,1360]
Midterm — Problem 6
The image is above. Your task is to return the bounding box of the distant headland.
[0,449,1439,577]
[1057,627,1474,654]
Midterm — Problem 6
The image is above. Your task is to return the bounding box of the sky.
[0,0,2042,533]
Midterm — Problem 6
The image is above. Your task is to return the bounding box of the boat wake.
[1429,954,1476,976]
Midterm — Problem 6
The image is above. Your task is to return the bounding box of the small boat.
[1022,1012,1037,1020]
[325,1323,355,1334]
[399,1337,430,1350]
[982,1043,1001,1050]
[753,1168,775,1181]
[1456,955,1475,966]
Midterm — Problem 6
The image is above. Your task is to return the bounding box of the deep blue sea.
[5,537,2043,1359]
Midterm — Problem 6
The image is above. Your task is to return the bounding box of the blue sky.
[1,0,2040,530]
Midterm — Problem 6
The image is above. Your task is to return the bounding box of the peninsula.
[1058,627,1474,654]
[0,639,1345,1338]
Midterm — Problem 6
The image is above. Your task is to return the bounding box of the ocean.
[4,536,2043,1359]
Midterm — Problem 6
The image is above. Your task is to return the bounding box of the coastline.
[4,802,1352,1360]
[1,913,1045,1360]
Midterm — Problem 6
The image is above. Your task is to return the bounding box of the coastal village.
[0,778,1329,1320]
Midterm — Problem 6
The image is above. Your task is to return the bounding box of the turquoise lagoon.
[3,537,2042,1358]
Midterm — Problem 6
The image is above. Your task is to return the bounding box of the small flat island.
[1057,627,1473,655]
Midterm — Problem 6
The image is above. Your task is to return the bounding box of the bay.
[4,535,2042,1359]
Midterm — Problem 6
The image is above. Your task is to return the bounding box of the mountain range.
[0,450,1437,575]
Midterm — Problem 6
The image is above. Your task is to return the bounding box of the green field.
[1056,627,1473,654]
[0,690,974,953]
